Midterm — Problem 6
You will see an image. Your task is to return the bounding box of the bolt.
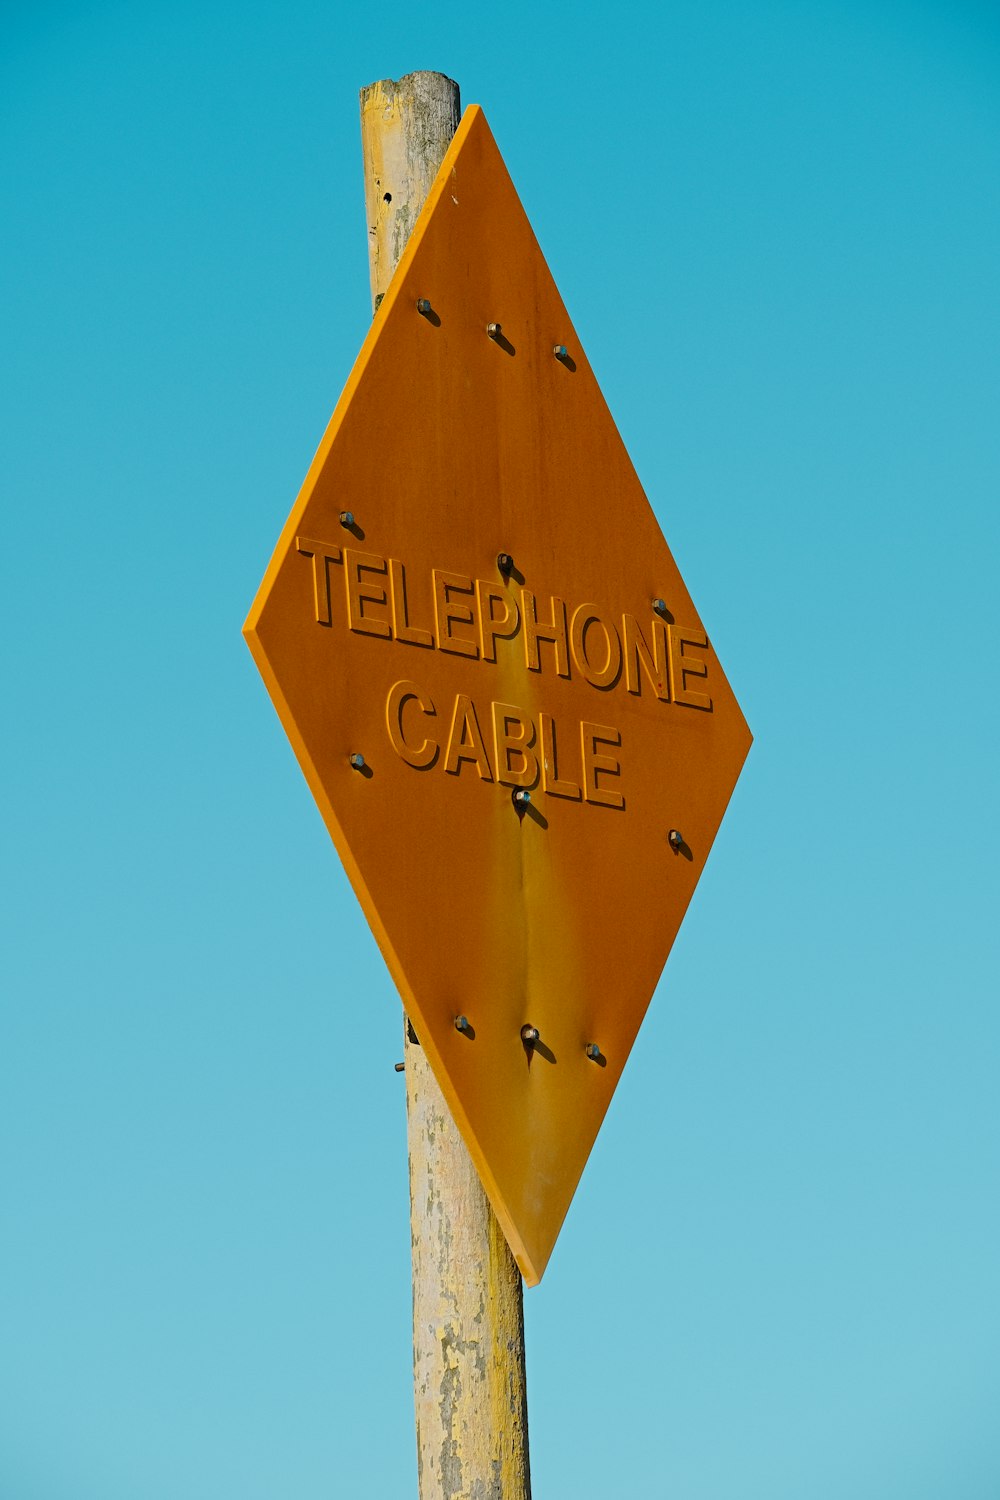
[585,1042,601,1061]
[653,597,668,616]
[339,510,355,528]
[668,828,683,850]
[486,322,502,340]
[513,789,531,807]
[521,1024,540,1045]
[497,551,514,575]
[416,298,432,316]
[394,1061,405,1072]
[350,753,366,771]
[553,343,568,360]
[454,1015,470,1033]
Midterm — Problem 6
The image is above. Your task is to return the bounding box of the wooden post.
[359,73,532,1500]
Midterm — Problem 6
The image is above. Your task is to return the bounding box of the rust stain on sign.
[244,106,751,1285]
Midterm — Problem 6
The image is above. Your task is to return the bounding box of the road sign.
[244,105,751,1285]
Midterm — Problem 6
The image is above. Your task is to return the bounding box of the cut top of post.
[359,72,461,312]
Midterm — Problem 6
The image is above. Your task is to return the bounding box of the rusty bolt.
[486,322,502,340]
[668,828,683,850]
[521,1024,540,1045]
[497,551,514,575]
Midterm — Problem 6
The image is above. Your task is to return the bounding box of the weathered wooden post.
[358,72,532,1500]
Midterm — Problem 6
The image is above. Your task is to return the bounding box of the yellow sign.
[244,106,751,1285]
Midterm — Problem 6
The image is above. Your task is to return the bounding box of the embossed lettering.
[385,680,438,768]
[433,569,480,658]
[389,558,433,647]
[345,548,391,638]
[622,613,669,700]
[444,693,493,780]
[540,712,581,800]
[305,544,702,810]
[581,722,624,809]
[522,589,570,677]
[296,536,342,625]
[476,579,520,662]
[385,682,626,807]
[668,625,712,710]
[570,603,622,690]
[492,701,539,789]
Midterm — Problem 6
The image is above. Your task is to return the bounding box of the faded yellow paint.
[243,103,752,1285]
[360,74,461,311]
[407,1021,529,1498]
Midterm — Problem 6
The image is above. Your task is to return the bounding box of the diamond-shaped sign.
[244,105,750,1285]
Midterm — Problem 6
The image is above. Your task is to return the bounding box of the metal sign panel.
[244,106,751,1285]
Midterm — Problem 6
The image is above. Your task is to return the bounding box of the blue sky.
[2,2,999,1496]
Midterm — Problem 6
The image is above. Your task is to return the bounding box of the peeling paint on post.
[406,1021,531,1499]
[359,72,531,1499]
[360,72,462,312]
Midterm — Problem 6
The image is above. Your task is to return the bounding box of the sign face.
[244,106,751,1285]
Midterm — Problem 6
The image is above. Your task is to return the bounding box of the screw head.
[553,343,568,360]
[668,828,683,849]
[521,1024,540,1044]
[416,297,432,315]
[585,1042,601,1061]
[652,597,667,616]
[497,551,513,575]
[339,510,355,528]
[513,789,531,807]
[350,752,366,771]
[486,322,502,339]
[454,1015,470,1033]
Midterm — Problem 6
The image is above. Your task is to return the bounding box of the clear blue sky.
[3,2,999,1496]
